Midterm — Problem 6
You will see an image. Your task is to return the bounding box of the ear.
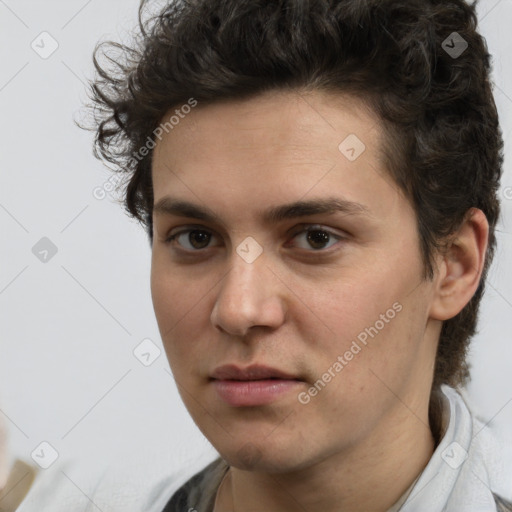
[429,208,489,321]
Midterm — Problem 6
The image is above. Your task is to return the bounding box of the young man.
[83,0,511,510]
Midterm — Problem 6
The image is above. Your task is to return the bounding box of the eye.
[164,224,346,254]
[165,227,218,251]
[287,225,345,251]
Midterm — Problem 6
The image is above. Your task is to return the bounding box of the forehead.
[151,89,403,222]
[153,89,381,158]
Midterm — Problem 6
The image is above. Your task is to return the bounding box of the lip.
[210,364,303,407]
[210,364,300,381]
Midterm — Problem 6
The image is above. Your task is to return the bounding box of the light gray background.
[1,0,511,489]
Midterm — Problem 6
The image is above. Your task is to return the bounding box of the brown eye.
[166,228,217,251]
[187,230,211,249]
[306,229,331,249]
[290,226,344,251]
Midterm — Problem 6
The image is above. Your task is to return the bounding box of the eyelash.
[164,225,347,255]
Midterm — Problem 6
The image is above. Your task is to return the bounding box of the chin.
[218,441,311,474]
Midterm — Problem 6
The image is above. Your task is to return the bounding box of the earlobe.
[429,208,489,321]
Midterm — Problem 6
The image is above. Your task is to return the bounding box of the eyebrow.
[153,196,373,227]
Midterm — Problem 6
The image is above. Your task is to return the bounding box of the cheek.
[150,259,201,356]
[150,269,179,334]
[307,276,394,343]
[305,271,419,384]
[150,251,204,326]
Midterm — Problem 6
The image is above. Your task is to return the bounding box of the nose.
[210,251,287,337]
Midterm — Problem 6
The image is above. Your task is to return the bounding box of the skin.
[150,89,488,512]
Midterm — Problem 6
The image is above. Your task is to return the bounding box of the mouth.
[210,364,303,406]
[210,363,301,381]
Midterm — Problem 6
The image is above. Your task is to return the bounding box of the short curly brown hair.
[88,0,503,436]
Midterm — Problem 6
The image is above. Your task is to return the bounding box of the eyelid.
[288,223,347,238]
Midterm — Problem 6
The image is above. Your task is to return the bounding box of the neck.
[218,403,435,512]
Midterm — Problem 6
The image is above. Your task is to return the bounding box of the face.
[150,90,441,472]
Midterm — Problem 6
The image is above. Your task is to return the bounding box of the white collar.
[400,384,510,511]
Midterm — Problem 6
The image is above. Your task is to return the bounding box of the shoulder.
[440,386,512,511]
[399,386,512,512]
